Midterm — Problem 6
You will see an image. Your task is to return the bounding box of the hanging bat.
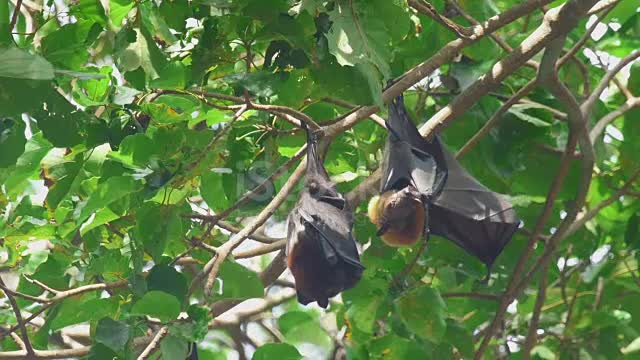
[286,123,364,308]
[368,95,520,267]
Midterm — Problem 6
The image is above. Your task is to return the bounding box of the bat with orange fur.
[368,95,520,267]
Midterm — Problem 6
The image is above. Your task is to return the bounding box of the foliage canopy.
[1,0,640,359]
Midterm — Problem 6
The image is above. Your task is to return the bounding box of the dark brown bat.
[368,95,520,267]
[286,123,364,308]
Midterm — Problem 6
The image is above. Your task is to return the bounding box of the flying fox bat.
[368,95,520,267]
[286,123,364,308]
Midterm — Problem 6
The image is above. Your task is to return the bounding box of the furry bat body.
[369,95,520,267]
[286,124,364,307]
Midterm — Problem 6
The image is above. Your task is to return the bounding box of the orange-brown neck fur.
[368,190,425,247]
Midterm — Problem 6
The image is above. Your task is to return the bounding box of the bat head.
[367,187,425,247]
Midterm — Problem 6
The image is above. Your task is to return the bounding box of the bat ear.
[317,297,329,308]
[297,292,312,305]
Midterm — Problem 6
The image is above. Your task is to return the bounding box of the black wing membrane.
[299,207,363,269]
[428,144,520,266]
[383,96,447,197]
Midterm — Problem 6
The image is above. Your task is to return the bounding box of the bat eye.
[308,181,319,194]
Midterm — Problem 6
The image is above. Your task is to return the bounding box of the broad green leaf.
[252,343,302,360]
[131,291,181,322]
[135,203,183,262]
[200,171,231,211]
[116,28,166,79]
[22,250,49,275]
[80,207,120,236]
[139,2,176,45]
[109,0,135,27]
[213,260,264,301]
[71,0,108,26]
[0,48,55,80]
[531,345,556,360]
[79,175,143,220]
[160,335,189,359]
[51,296,118,330]
[95,317,131,353]
[394,285,447,343]
[622,337,640,355]
[368,334,428,359]
[147,264,188,304]
[0,0,10,46]
[40,20,101,69]
[140,103,191,124]
[508,108,551,127]
[0,118,26,168]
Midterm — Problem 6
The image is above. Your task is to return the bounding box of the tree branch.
[0,277,35,357]
[582,51,640,115]
[475,3,599,351]
[136,326,168,360]
[589,97,640,143]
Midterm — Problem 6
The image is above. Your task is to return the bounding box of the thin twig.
[9,0,24,32]
[582,51,640,114]
[522,263,550,359]
[0,277,35,356]
[408,0,473,39]
[137,326,168,360]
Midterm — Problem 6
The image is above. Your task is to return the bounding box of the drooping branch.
[582,50,640,114]
[589,97,640,143]
[475,2,599,351]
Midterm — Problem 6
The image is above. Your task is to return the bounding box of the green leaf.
[79,175,142,221]
[80,207,120,236]
[116,27,166,80]
[147,264,188,304]
[200,171,231,211]
[140,2,177,45]
[4,133,52,196]
[40,20,101,69]
[0,0,10,46]
[213,260,264,301]
[140,103,191,124]
[109,0,135,27]
[70,0,108,26]
[508,107,551,127]
[149,62,188,89]
[23,250,49,275]
[394,285,447,343]
[278,312,313,334]
[531,345,556,360]
[622,336,640,355]
[625,212,639,249]
[325,1,396,103]
[0,118,26,168]
[51,296,118,330]
[135,203,183,262]
[368,334,428,359]
[131,291,181,322]
[160,335,189,359]
[0,48,55,80]
[444,320,473,358]
[252,343,302,360]
[95,317,131,353]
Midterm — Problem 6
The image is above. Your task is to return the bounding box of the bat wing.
[428,146,520,266]
[383,96,447,196]
[299,205,363,270]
